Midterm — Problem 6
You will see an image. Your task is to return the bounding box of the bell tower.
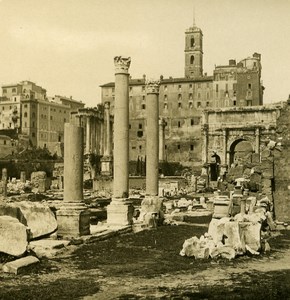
[184,22,203,78]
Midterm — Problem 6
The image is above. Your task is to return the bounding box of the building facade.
[0,81,85,155]
[100,22,264,168]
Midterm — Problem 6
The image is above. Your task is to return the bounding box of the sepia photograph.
[0,0,289,299]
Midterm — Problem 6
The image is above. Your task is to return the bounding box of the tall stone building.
[0,81,84,155]
[101,22,264,168]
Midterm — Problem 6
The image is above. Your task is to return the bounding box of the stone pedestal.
[106,199,134,226]
[100,155,113,176]
[20,171,26,183]
[56,202,90,237]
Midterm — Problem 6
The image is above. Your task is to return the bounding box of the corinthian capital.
[146,80,160,94]
[114,56,131,74]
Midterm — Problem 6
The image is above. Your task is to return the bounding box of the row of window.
[112,82,211,94]
[215,83,251,92]
[164,92,210,101]
[164,101,209,109]
[129,118,200,132]
[131,144,195,151]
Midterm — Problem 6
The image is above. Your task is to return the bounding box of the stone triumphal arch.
[201,105,283,167]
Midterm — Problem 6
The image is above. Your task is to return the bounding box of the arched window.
[24,112,27,118]
[191,37,195,47]
[190,55,194,64]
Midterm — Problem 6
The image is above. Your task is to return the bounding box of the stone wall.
[273,103,290,222]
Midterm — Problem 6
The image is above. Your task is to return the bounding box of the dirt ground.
[0,224,290,300]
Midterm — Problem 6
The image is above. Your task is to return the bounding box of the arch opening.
[190,55,194,64]
[229,139,253,166]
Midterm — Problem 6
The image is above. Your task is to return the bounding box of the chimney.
[229,59,236,66]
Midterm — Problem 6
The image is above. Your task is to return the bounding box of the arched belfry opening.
[191,37,195,47]
[229,139,253,166]
[190,55,194,64]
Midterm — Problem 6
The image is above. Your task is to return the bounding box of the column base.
[106,199,134,226]
[56,202,90,238]
[100,156,113,176]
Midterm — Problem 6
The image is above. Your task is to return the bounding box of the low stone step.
[28,239,71,258]
[2,256,39,274]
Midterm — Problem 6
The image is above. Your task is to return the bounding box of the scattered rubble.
[0,216,28,256]
[180,195,275,260]
[0,201,57,239]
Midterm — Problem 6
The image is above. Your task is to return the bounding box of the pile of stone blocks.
[0,198,86,274]
[180,197,273,260]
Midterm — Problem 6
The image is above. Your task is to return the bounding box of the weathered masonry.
[201,105,282,166]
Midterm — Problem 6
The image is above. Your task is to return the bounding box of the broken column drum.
[64,124,83,201]
[56,123,90,237]
[107,56,134,225]
[146,80,160,196]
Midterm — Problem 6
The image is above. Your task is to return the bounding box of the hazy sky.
[0,0,289,107]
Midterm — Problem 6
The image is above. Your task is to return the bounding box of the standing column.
[2,168,7,197]
[255,127,260,154]
[202,111,209,164]
[104,101,111,156]
[140,80,164,227]
[63,123,83,202]
[57,123,90,237]
[107,56,133,226]
[100,118,104,156]
[85,115,91,154]
[91,116,96,154]
[146,80,160,196]
[159,118,166,162]
[95,116,100,155]
[101,102,113,176]
[222,128,227,165]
